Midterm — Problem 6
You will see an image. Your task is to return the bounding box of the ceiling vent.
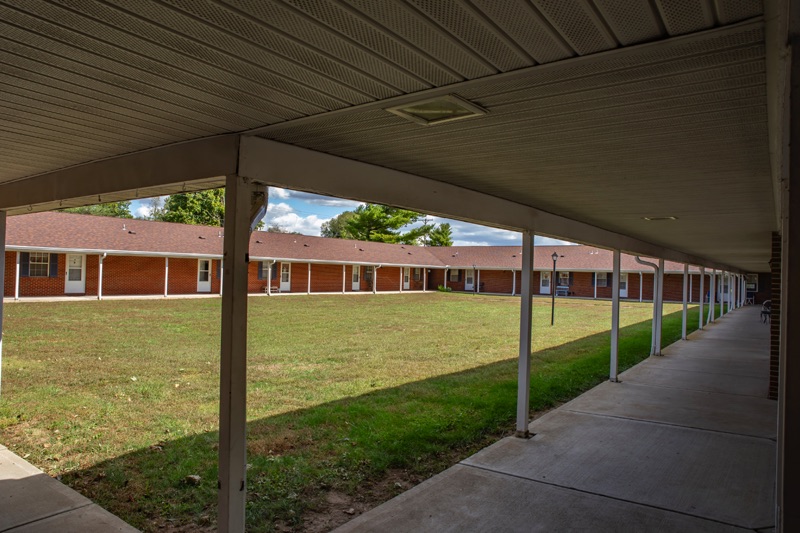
[385,94,487,126]
[642,216,678,221]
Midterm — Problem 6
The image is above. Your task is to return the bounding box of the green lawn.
[0,293,703,531]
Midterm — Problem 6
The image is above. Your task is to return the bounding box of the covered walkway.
[0,444,137,532]
[336,306,775,532]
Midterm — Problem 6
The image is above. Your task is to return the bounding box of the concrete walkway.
[0,444,138,532]
[336,306,776,532]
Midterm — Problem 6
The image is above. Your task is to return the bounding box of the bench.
[262,284,281,294]
[555,285,569,297]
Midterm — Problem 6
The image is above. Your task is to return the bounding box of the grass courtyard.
[0,293,701,531]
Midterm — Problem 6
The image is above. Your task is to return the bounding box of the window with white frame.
[595,272,608,287]
[558,271,570,286]
[29,252,50,277]
[449,269,459,282]
[413,268,421,281]
[364,266,374,282]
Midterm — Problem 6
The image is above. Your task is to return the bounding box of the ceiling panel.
[0,0,769,271]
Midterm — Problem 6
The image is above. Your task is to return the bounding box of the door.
[464,269,475,291]
[540,271,551,294]
[619,273,628,298]
[403,267,410,290]
[197,259,211,293]
[351,265,360,291]
[281,263,292,292]
[64,254,86,294]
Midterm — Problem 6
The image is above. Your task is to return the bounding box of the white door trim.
[540,271,551,294]
[64,254,86,294]
[280,262,292,292]
[403,267,410,290]
[620,272,629,298]
[464,269,475,291]
[197,259,212,293]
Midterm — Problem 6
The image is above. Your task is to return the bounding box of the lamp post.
[551,252,558,326]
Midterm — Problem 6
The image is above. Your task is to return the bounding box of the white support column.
[689,273,693,304]
[477,269,481,294]
[218,175,266,533]
[266,262,272,296]
[681,264,688,340]
[220,260,224,296]
[639,271,643,302]
[0,212,6,397]
[516,231,534,438]
[655,259,664,355]
[444,269,448,290]
[423,269,427,292]
[709,270,716,323]
[98,253,106,300]
[164,257,169,297]
[399,268,403,292]
[610,250,621,383]
[699,267,705,330]
[373,266,378,294]
[594,271,597,299]
[307,262,311,294]
[342,264,346,294]
[14,251,20,300]
[512,270,516,296]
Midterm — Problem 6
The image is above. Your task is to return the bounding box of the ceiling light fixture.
[385,94,487,126]
[642,216,678,221]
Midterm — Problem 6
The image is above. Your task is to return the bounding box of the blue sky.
[131,187,572,247]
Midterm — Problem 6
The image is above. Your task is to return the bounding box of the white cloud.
[271,188,363,208]
[135,205,152,218]
[263,202,330,234]
[266,202,294,217]
[269,213,328,234]
[269,187,290,199]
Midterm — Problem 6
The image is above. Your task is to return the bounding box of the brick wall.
[3,251,14,297]
[770,232,781,400]
[478,270,513,294]
[2,253,66,297]
[309,263,345,292]
[103,255,167,296]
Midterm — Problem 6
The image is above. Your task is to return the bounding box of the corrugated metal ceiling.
[0,0,771,270]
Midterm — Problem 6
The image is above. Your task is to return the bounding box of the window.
[558,271,570,287]
[449,269,459,282]
[364,266,374,282]
[198,260,210,282]
[413,268,421,281]
[541,272,550,287]
[595,272,608,287]
[29,252,50,277]
[281,263,291,283]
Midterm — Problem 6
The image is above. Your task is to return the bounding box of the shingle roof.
[6,212,700,272]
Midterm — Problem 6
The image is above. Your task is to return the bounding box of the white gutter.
[373,265,381,294]
[98,252,107,300]
[635,257,660,356]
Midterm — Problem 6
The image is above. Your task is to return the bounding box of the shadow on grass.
[61,307,701,532]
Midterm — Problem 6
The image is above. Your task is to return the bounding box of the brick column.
[770,232,781,400]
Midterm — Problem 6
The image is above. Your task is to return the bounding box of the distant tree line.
[62,191,453,245]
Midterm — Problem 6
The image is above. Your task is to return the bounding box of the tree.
[158,189,225,226]
[427,223,454,246]
[266,224,287,233]
[320,211,356,239]
[62,201,133,219]
[345,204,432,244]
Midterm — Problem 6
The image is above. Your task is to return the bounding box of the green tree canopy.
[158,189,225,226]
[320,211,356,239]
[345,204,432,244]
[427,223,454,246]
[62,201,133,219]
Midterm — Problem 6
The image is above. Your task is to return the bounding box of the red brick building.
[3,212,760,304]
